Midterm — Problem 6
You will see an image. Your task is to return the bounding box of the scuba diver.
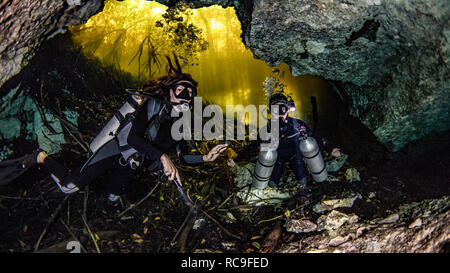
[1,70,228,203]
[230,92,341,188]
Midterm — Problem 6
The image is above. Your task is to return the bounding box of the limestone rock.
[316,210,359,233]
[284,218,318,234]
[193,218,206,230]
[328,235,354,247]
[345,168,361,182]
[326,153,348,173]
[278,196,450,253]
[377,213,400,225]
[0,144,14,161]
[313,196,359,213]
[408,218,423,229]
[0,0,103,87]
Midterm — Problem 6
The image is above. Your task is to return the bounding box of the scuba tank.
[88,90,143,154]
[252,145,278,189]
[298,126,328,182]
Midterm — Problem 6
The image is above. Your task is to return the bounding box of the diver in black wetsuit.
[34,72,228,202]
[231,93,340,188]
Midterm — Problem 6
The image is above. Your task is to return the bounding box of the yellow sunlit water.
[70,0,336,128]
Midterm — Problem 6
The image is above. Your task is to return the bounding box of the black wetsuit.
[43,98,203,195]
[235,116,328,186]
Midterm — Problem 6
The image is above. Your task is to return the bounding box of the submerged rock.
[193,218,206,230]
[316,210,359,235]
[278,196,450,253]
[313,195,360,213]
[345,168,361,182]
[408,218,423,229]
[0,144,14,161]
[236,185,294,207]
[284,218,317,234]
[230,163,295,206]
[377,213,400,225]
[230,162,255,187]
[326,153,348,173]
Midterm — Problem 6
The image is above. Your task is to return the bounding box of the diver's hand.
[203,144,228,162]
[160,154,182,186]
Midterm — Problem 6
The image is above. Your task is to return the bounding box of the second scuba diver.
[230,92,341,189]
[33,71,228,203]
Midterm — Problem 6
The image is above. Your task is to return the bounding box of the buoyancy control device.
[115,97,167,169]
[84,89,163,170]
[298,126,328,182]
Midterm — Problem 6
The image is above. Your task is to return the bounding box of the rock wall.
[0,0,103,89]
[244,0,449,151]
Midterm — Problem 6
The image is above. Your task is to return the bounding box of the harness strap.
[127,96,140,109]
[311,163,326,175]
[253,171,271,182]
[286,132,300,139]
[114,111,125,123]
[257,159,276,168]
[119,144,132,151]
[303,149,320,159]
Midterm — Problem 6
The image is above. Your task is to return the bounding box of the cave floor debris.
[0,137,448,253]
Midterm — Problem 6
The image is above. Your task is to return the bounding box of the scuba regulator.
[298,125,308,139]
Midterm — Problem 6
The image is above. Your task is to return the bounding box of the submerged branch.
[118,180,162,218]
[34,195,70,252]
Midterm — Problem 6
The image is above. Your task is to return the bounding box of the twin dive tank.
[298,126,328,183]
[252,145,278,189]
[252,126,327,189]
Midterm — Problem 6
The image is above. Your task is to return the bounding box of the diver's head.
[269,93,294,121]
[169,78,197,112]
[142,73,198,112]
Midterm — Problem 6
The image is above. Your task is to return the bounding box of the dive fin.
[0,152,39,185]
